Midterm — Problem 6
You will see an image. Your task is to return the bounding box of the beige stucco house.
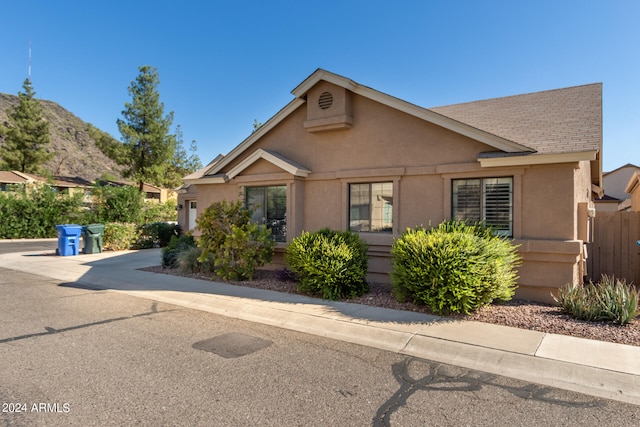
[180,69,603,303]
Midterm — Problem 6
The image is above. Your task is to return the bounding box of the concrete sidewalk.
[1,247,639,406]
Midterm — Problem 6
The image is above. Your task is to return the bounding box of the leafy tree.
[0,78,53,173]
[114,65,176,191]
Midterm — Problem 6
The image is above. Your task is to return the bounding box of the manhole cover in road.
[192,333,272,358]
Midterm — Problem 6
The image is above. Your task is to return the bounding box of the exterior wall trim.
[183,175,228,185]
[479,150,598,168]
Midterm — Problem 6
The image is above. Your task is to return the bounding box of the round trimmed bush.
[391,220,521,315]
[286,228,369,300]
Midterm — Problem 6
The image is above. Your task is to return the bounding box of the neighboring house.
[0,170,91,197]
[594,163,640,212]
[96,180,177,203]
[0,171,176,204]
[180,69,602,303]
[0,170,30,191]
[624,172,640,212]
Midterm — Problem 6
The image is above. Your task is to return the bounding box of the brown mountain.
[0,93,123,182]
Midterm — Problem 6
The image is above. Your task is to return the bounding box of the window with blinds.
[452,177,513,236]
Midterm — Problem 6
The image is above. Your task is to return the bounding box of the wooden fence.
[587,211,640,284]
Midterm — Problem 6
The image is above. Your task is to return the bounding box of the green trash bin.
[82,224,104,254]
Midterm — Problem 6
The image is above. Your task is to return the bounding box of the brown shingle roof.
[429,83,602,155]
[0,171,29,184]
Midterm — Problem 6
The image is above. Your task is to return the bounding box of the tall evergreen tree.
[158,124,203,188]
[164,124,189,188]
[115,65,175,191]
[187,138,203,172]
[0,78,53,173]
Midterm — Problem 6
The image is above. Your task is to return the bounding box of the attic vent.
[318,92,333,110]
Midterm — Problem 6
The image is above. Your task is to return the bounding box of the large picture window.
[349,182,393,232]
[452,177,513,236]
[245,186,286,242]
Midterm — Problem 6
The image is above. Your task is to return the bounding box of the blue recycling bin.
[56,224,82,256]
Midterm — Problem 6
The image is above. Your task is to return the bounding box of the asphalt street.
[1,241,639,426]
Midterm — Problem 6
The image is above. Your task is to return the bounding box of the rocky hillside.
[0,93,123,181]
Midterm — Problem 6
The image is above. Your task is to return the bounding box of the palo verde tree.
[113,65,176,191]
[0,78,53,173]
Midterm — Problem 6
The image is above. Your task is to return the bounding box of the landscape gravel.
[142,266,640,347]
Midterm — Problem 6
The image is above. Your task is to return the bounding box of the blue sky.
[1,1,638,172]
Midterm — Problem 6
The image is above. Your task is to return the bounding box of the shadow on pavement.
[54,248,446,325]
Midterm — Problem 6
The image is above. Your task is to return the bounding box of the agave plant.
[554,275,639,325]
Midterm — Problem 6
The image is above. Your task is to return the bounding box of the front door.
[188,201,197,231]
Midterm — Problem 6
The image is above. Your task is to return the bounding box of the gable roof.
[0,171,30,184]
[183,149,311,185]
[190,69,602,182]
[604,163,640,176]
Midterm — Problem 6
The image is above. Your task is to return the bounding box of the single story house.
[1,171,176,204]
[97,180,177,203]
[180,69,602,303]
[0,171,91,195]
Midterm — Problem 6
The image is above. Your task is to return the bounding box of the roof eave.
[183,175,229,185]
[227,148,311,179]
[291,68,358,98]
[207,98,306,175]
[624,172,640,194]
[478,150,599,168]
[294,70,531,153]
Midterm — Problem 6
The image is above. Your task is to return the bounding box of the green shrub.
[554,275,639,325]
[390,220,521,315]
[87,184,177,225]
[162,234,196,268]
[135,222,180,249]
[141,199,178,223]
[90,185,145,224]
[0,183,84,238]
[176,246,214,275]
[197,200,274,281]
[286,228,369,300]
[102,222,139,251]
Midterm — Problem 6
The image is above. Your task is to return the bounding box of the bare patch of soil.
[140,266,640,347]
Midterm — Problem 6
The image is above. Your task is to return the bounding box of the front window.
[349,182,393,232]
[452,177,513,236]
[245,186,286,242]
